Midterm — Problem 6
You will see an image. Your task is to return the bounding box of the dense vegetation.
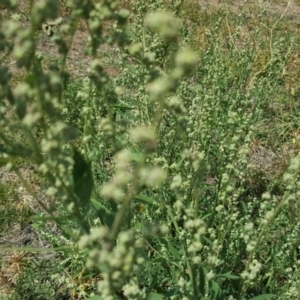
[1,0,300,299]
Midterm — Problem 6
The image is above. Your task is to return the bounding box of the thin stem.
[167,205,198,297]
[82,80,93,158]
[109,172,140,241]
[23,127,43,163]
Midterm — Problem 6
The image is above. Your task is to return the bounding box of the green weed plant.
[1,0,300,299]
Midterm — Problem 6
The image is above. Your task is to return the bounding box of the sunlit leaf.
[248,295,277,300]
[149,292,165,300]
[215,272,240,280]
[134,194,157,206]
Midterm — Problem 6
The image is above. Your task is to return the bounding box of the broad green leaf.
[198,265,205,295]
[248,295,277,300]
[124,30,139,41]
[241,201,248,213]
[152,257,166,263]
[131,152,145,163]
[164,288,180,297]
[85,296,102,300]
[210,281,226,300]
[91,198,115,227]
[201,213,212,221]
[215,272,240,280]
[203,236,213,245]
[211,280,220,295]
[72,149,93,212]
[149,292,165,300]
[134,194,157,206]
[167,241,181,259]
[124,63,139,74]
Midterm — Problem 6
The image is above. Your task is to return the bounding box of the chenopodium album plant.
[1,0,300,299]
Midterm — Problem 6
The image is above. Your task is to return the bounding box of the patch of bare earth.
[198,0,300,22]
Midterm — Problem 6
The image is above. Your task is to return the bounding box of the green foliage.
[1,0,300,299]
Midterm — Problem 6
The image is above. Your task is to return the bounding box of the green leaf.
[203,236,213,245]
[201,213,212,221]
[167,241,181,260]
[164,288,180,297]
[72,149,93,212]
[124,30,139,41]
[198,265,205,295]
[134,194,157,206]
[124,63,139,74]
[91,198,115,227]
[211,280,219,295]
[209,281,226,300]
[131,152,145,163]
[248,295,277,300]
[215,272,240,280]
[241,201,248,213]
[149,292,165,300]
[85,296,102,300]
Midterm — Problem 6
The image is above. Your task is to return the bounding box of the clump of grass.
[0,182,22,231]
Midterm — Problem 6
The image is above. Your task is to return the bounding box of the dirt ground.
[199,0,300,20]
[4,1,300,79]
[39,1,300,79]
